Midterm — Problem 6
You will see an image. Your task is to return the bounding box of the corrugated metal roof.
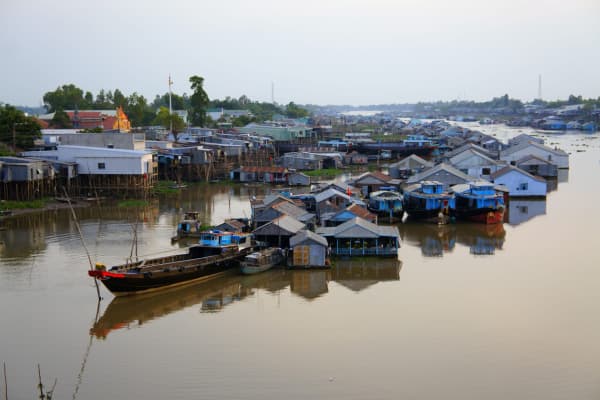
[313,188,352,203]
[316,217,399,239]
[490,165,547,183]
[290,230,328,247]
[407,163,476,184]
[253,214,306,236]
[501,141,568,157]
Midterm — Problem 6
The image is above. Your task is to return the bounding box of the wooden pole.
[3,362,7,400]
[62,187,102,301]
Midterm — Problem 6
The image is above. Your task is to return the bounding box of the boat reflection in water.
[399,222,506,256]
[91,259,402,338]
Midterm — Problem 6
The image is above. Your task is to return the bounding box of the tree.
[125,92,154,127]
[113,89,127,108]
[151,93,187,110]
[51,107,72,128]
[153,106,186,140]
[0,104,42,152]
[43,84,88,112]
[189,75,210,126]
[285,102,309,118]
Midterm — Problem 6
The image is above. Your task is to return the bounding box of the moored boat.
[172,211,204,241]
[89,231,254,296]
[241,247,285,275]
[452,182,505,224]
[402,180,455,223]
[367,190,404,220]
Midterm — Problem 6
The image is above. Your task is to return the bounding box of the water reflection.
[506,199,547,226]
[0,203,161,261]
[399,222,505,256]
[91,259,402,338]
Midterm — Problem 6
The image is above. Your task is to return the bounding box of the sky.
[1,0,599,107]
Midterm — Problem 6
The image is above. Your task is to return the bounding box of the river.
[1,126,599,399]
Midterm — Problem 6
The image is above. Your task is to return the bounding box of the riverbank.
[0,199,91,219]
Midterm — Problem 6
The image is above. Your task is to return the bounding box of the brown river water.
[1,127,599,399]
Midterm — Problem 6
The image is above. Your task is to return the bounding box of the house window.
[107,144,114,149]
[98,163,106,170]
[482,168,491,175]
[518,182,528,190]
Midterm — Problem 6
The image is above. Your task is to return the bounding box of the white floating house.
[500,141,569,169]
[491,166,547,197]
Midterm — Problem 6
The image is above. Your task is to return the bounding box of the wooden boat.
[172,211,203,241]
[367,190,404,220]
[89,231,254,296]
[452,182,505,224]
[241,247,284,275]
[402,181,455,223]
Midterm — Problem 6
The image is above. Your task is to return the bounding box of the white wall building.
[501,142,569,169]
[491,166,547,197]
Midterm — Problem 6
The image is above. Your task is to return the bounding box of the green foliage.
[124,92,154,127]
[285,102,309,118]
[303,168,343,177]
[152,93,188,110]
[232,115,256,127]
[152,181,179,195]
[0,104,42,150]
[43,84,89,112]
[50,107,72,128]
[0,198,47,210]
[153,107,186,134]
[189,75,210,127]
[80,127,103,133]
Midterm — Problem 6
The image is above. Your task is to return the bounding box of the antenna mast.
[168,74,173,133]
[271,81,275,104]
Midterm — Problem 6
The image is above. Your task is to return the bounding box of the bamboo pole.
[62,187,102,301]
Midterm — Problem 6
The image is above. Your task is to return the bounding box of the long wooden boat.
[241,247,284,275]
[402,181,455,223]
[89,231,254,296]
[452,182,505,224]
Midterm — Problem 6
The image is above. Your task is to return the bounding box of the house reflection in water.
[506,199,547,226]
[331,259,401,292]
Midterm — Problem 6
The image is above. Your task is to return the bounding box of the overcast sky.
[1,0,599,107]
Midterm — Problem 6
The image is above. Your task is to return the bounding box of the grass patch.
[0,199,48,210]
[118,200,150,208]
[304,168,344,178]
[152,181,179,195]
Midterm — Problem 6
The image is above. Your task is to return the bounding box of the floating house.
[214,218,249,233]
[289,230,329,268]
[288,171,310,186]
[351,171,398,196]
[316,217,400,257]
[490,166,547,197]
[279,152,342,170]
[406,163,476,190]
[500,141,569,169]
[321,203,377,227]
[388,154,433,179]
[230,166,288,184]
[515,155,558,178]
[253,201,315,229]
[448,148,504,180]
[252,214,306,248]
[508,134,544,147]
